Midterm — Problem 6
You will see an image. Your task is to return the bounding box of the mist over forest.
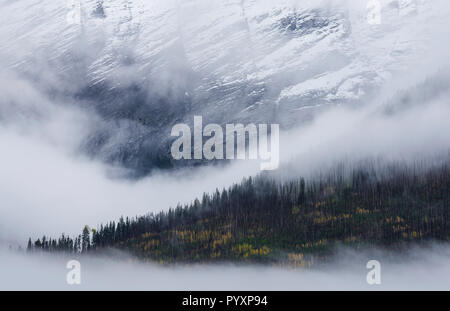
[0,0,449,290]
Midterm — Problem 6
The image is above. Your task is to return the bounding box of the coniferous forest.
[27,159,450,266]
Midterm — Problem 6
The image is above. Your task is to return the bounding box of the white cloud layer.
[1,244,449,290]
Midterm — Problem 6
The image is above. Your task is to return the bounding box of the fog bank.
[1,245,449,290]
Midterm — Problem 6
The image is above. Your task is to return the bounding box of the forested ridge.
[27,160,450,266]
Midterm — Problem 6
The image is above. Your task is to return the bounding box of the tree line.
[27,159,450,265]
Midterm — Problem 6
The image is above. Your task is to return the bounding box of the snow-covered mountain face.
[1,0,449,175]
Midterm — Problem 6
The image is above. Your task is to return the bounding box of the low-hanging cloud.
[0,0,450,292]
[1,62,450,246]
[1,244,450,290]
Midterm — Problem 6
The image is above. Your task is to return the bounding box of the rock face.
[0,0,444,174]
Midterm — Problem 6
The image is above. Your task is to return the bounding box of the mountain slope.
[1,0,447,173]
[29,159,450,265]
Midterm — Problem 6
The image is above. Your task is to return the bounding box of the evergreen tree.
[26,238,33,252]
[82,225,91,253]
